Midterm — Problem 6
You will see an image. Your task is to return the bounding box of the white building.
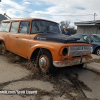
[75,20,100,34]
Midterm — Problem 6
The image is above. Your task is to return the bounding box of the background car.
[72,34,100,56]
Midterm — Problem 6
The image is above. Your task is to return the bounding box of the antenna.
[4,13,11,19]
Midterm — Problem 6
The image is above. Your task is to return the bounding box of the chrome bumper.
[53,56,92,67]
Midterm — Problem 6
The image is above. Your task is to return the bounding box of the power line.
[1,3,94,16]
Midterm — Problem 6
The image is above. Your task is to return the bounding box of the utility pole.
[94,13,97,21]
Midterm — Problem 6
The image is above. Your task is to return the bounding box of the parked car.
[0,18,93,74]
[72,34,100,55]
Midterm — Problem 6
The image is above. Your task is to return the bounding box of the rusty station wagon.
[0,18,93,73]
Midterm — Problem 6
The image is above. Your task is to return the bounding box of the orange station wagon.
[0,18,93,73]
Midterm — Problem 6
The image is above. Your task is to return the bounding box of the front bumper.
[53,56,92,67]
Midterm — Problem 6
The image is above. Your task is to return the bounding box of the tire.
[37,49,56,74]
[95,47,100,56]
[77,63,84,68]
[0,42,7,55]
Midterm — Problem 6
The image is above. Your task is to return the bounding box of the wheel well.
[0,40,4,44]
[94,46,100,53]
[30,48,52,59]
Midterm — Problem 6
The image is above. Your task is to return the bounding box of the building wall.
[97,26,100,34]
[77,25,100,34]
[77,26,84,34]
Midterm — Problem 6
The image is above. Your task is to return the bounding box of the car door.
[82,35,95,47]
[82,35,92,43]
[7,22,19,52]
[14,21,31,58]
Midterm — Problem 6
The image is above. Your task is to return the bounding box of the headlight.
[91,47,93,53]
[62,48,68,56]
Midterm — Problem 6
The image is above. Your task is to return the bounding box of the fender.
[27,44,56,59]
[0,37,4,42]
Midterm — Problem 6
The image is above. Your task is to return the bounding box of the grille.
[68,46,92,56]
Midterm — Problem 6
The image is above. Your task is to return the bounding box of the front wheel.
[77,63,84,68]
[95,47,100,56]
[37,49,56,74]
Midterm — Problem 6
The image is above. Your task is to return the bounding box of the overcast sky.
[0,0,100,27]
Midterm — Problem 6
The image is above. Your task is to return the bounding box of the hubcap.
[39,56,47,68]
[97,49,100,55]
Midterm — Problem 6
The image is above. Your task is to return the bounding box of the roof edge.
[1,18,58,23]
[74,20,100,26]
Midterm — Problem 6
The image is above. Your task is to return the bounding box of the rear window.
[10,22,19,33]
[0,22,10,32]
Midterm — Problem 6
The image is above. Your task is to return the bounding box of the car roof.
[78,34,100,36]
[75,33,90,36]
[92,34,100,35]
[1,18,58,23]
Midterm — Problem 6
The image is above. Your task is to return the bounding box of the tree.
[59,21,76,35]
[59,21,70,30]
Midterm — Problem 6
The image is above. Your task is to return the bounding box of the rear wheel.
[0,42,7,55]
[95,47,100,56]
[37,49,56,74]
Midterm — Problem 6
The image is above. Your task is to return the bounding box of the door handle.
[15,36,18,38]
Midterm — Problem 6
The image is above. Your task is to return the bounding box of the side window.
[0,23,5,32]
[83,36,91,42]
[10,22,19,33]
[0,23,10,32]
[19,21,30,34]
[83,36,88,41]
[3,23,10,32]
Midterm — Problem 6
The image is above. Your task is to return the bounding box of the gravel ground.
[0,53,100,100]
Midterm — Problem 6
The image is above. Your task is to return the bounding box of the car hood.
[92,42,100,46]
[34,33,86,43]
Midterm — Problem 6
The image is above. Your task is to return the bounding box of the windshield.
[31,20,62,34]
[91,35,100,42]
[96,34,100,38]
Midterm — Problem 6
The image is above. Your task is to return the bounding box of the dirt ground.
[0,52,100,100]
